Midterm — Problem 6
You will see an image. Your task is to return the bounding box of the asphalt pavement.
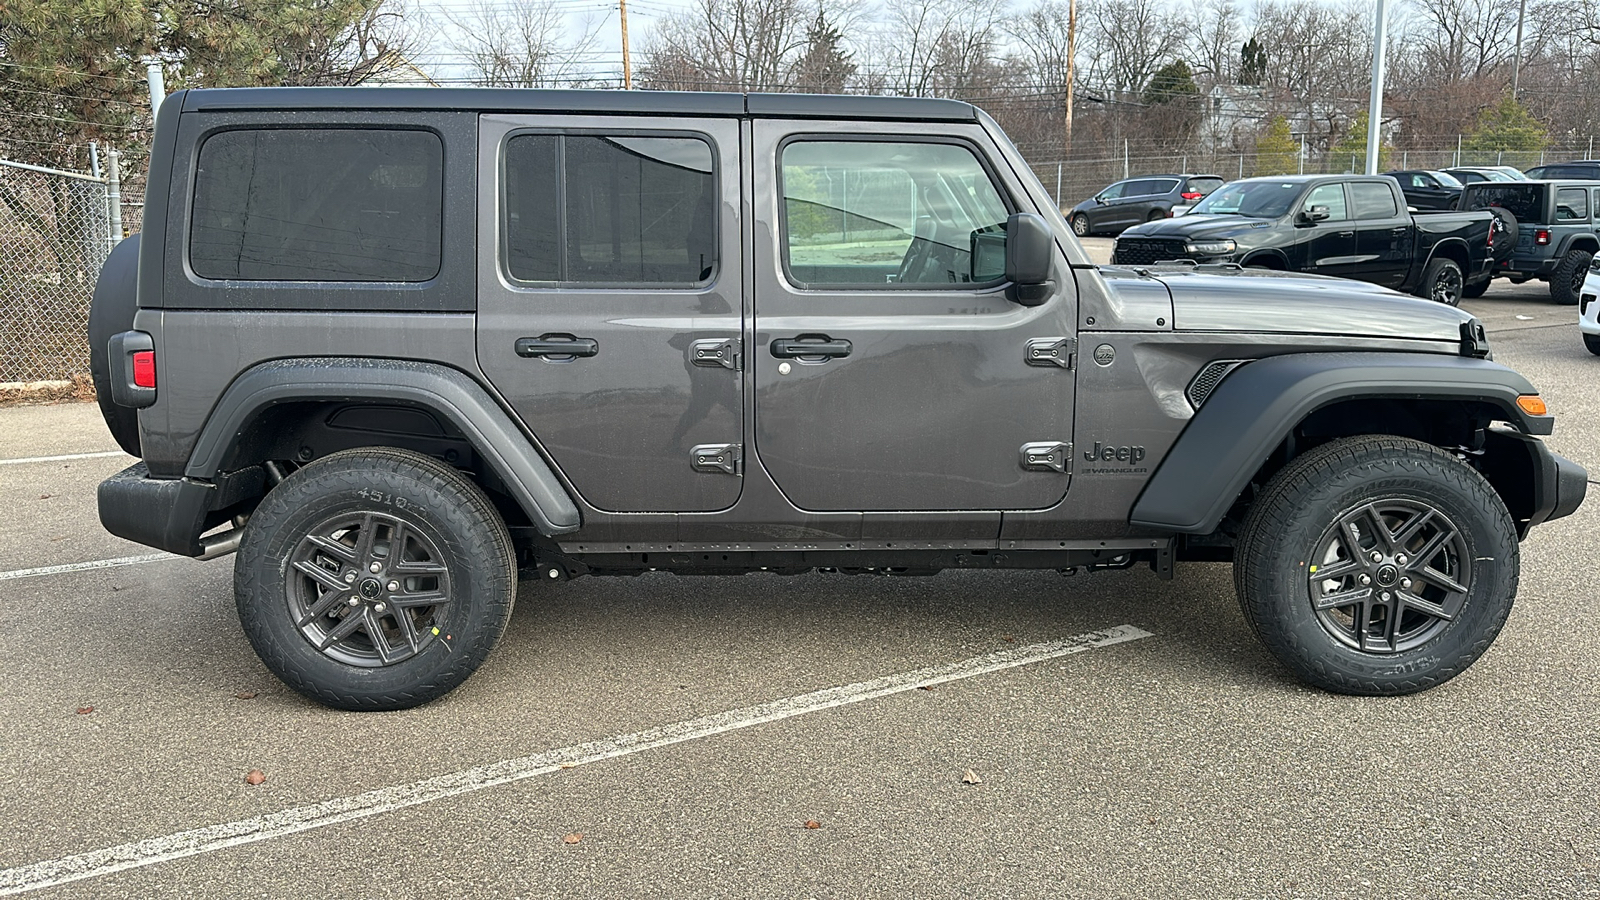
[1,260,1598,899]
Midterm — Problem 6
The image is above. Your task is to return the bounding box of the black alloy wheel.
[288,511,452,667]
[235,447,516,710]
[1306,500,1469,654]
[1235,435,1518,695]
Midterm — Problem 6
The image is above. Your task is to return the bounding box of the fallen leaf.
[917,685,935,691]
[803,820,821,830]
[245,770,266,785]
[1148,817,1158,824]
[75,706,94,715]
[1002,635,1015,643]
[39,494,51,500]
[563,833,582,844]
[962,769,982,785]
[235,691,257,700]
[558,762,578,769]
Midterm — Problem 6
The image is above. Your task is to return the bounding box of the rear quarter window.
[189,128,443,282]
[1187,177,1224,195]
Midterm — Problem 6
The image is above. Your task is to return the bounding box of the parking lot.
[3,261,1599,898]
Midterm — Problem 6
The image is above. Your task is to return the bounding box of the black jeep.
[90,88,1586,709]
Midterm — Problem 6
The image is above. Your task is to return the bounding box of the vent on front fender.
[1186,359,1249,409]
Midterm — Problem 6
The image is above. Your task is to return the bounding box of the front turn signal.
[1517,394,1548,416]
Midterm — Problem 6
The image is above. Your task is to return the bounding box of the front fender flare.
[1128,352,1550,534]
[187,357,581,535]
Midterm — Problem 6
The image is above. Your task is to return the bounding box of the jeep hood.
[1121,267,1475,342]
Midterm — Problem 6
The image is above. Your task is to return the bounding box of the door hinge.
[690,337,740,370]
[1025,337,1076,369]
[1020,441,1072,473]
[690,443,741,475]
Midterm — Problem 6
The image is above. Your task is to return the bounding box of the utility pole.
[1364,0,1388,176]
[619,0,633,89]
[1511,0,1527,99]
[1063,0,1076,159]
[147,62,166,119]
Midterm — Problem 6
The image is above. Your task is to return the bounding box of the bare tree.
[445,0,602,88]
[1077,0,1184,95]
[874,0,1007,97]
[1184,0,1242,83]
[637,0,812,91]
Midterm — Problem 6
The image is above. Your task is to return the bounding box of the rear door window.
[503,133,716,285]
[190,128,443,282]
[1131,178,1179,197]
[1350,182,1399,219]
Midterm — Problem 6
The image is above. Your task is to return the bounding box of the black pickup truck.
[1111,175,1498,305]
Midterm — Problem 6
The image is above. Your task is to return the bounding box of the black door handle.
[770,334,852,359]
[515,334,599,359]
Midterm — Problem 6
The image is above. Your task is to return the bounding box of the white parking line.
[0,451,127,466]
[0,624,1153,896]
[0,553,173,582]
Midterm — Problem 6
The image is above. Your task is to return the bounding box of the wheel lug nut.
[387,580,399,592]
[344,572,356,583]
[1358,574,1371,585]
[1369,551,1383,562]
[1380,591,1392,602]
[373,602,386,613]
[347,597,360,607]
[1396,554,1409,565]
[369,562,382,573]
[1401,577,1412,589]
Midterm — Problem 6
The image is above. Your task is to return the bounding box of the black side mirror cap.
[1004,212,1055,308]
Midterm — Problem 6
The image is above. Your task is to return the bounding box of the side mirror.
[1094,195,1108,205]
[1005,212,1054,307]
[1299,205,1331,223]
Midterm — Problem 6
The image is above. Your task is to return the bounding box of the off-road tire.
[1417,257,1465,305]
[1550,248,1593,306]
[235,447,516,711]
[1584,333,1600,356]
[1234,436,1518,695]
[1461,277,1491,299]
[1071,214,1091,237]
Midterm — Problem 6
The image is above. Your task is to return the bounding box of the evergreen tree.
[1330,111,1390,172]
[1142,59,1198,106]
[788,10,855,93]
[1239,36,1266,87]
[1462,95,1549,153]
[1254,115,1298,175]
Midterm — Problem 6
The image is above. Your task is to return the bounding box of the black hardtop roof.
[178,87,980,122]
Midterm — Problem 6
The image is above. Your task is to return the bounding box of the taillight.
[132,350,156,388]
[1180,191,1203,200]
[1535,229,1551,245]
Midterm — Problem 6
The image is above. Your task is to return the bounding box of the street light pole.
[1364,0,1388,176]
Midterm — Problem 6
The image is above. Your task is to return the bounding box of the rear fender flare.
[1128,352,1549,533]
[187,358,581,535]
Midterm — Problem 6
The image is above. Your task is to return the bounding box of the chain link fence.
[1027,143,1599,212]
[0,160,116,385]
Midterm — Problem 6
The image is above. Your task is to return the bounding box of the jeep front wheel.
[235,447,516,711]
[1235,436,1518,695]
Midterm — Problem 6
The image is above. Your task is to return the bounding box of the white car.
[1581,258,1600,355]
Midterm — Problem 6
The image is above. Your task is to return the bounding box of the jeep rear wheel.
[1550,248,1593,306]
[1235,436,1518,695]
[235,447,516,711]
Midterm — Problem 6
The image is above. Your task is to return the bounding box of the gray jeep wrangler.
[90,88,1587,710]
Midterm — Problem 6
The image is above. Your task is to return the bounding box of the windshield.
[1190,181,1303,217]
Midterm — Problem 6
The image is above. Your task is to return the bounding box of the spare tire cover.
[87,233,143,457]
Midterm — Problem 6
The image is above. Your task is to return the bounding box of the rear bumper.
[98,462,214,557]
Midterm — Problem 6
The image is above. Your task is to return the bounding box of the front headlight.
[1185,239,1236,255]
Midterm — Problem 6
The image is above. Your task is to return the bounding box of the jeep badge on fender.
[89,87,1585,709]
